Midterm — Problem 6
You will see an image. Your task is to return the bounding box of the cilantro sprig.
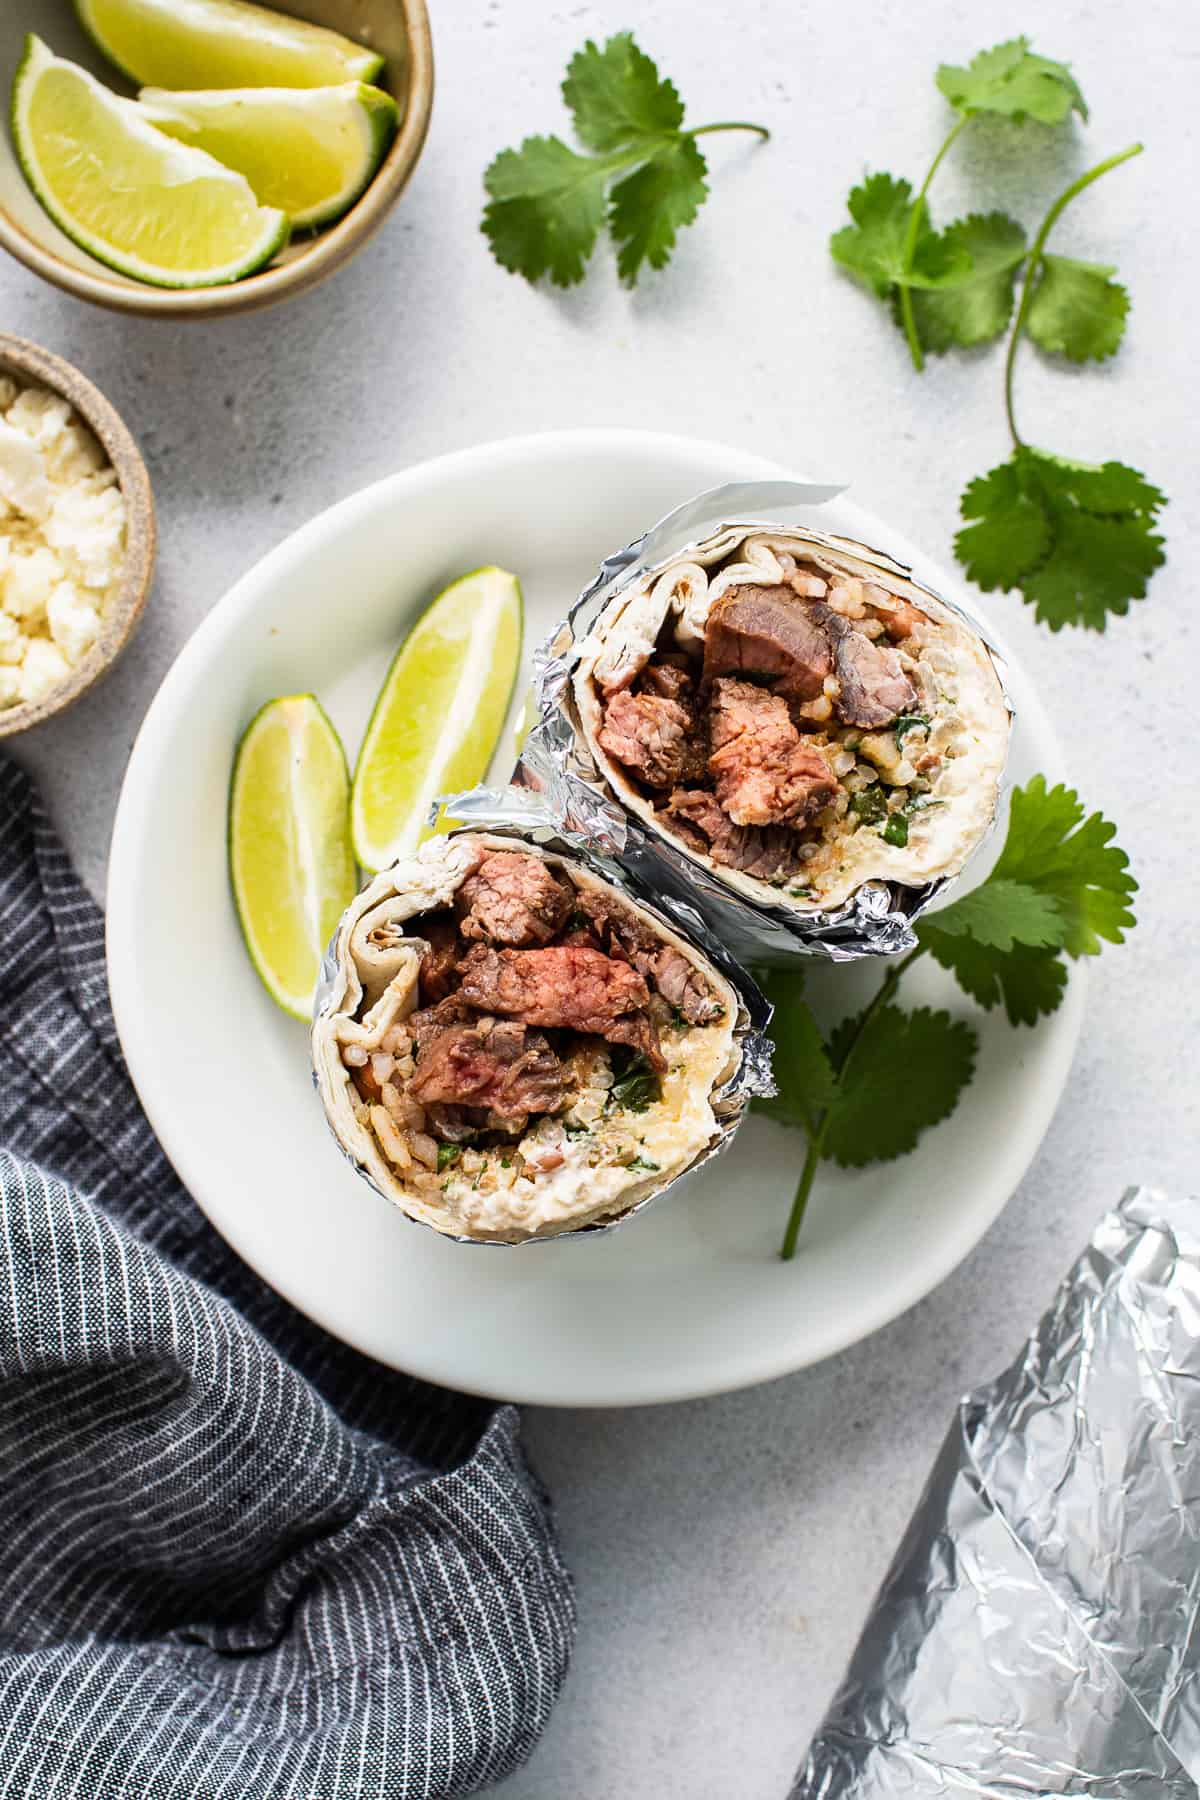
[832,38,1084,369]
[756,776,1135,1259]
[483,33,768,288]
[955,146,1166,628]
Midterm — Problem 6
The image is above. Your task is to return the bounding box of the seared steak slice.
[410,1016,568,1121]
[417,912,462,1004]
[640,656,695,702]
[815,606,917,728]
[456,851,573,947]
[702,584,832,701]
[458,943,665,1071]
[649,947,724,1026]
[666,789,803,883]
[575,891,723,1025]
[410,995,470,1060]
[598,689,695,789]
[422,1103,481,1143]
[707,678,836,828]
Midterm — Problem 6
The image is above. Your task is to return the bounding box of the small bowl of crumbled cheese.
[0,332,154,735]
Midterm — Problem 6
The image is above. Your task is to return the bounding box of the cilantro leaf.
[1023,504,1166,629]
[920,878,1065,951]
[562,32,683,151]
[956,447,1166,628]
[907,212,1027,350]
[918,777,1135,1022]
[936,38,1087,125]
[483,136,610,287]
[955,457,1052,587]
[821,1004,977,1166]
[752,968,837,1136]
[830,174,918,299]
[991,775,1136,955]
[1027,254,1129,362]
[830,174,967,301]
[483,33,767,287]
[919,931,1068,1026]
[610,137,708,286]
[608,1049,662,1113]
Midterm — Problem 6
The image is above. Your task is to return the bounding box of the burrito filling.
[327,842,738,1240]
[579,532,1008,911]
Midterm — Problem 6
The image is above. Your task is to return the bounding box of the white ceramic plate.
[108,429,1082,1406]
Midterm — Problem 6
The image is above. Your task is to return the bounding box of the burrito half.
[312,832,746,1243]
[573,524,1010,916]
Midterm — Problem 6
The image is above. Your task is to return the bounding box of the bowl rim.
[0,331,156,737]
[0,0,434,319]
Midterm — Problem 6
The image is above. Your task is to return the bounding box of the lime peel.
[351,568,524,872]
[137,81,399,230]
[230,695,357,1021]
[75,0,384,91]
[12,35,289,289]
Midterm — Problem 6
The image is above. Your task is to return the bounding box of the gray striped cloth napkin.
[0,754,575,1800]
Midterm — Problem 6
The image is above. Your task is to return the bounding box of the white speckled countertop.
[4,1,1197,1793]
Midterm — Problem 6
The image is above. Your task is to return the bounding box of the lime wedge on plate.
[12,36,289,288]
[75,0,384,89]
[138,83,398,229]
[352,568,524,873]
[230,695,358,1021]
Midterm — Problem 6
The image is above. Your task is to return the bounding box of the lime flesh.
[75,0,384,90]
[230,695,358,1020]
[12,36,289,288]
[138,82,398,229]
[352,569,524,872]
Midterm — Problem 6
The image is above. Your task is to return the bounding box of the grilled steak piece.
[410,994,470,1057]
[456,851,573,948]
[707,678,836,828]
[666,789,803,883]
[410,1015,568,1121]
[417,912,462,1004]
[422,1103,481,1143]
[640,657,695,702]
[598,689,695,789]
[575,891,724,1026]
[815,605,918,728]
[458,943,665,1071]
[702,584,832,701]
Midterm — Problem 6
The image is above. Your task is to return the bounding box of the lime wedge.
[352,569,524,873]
[75,0,384,90]
[12,36,289,288]
[230,695,358,1021]
[139,82,398,230]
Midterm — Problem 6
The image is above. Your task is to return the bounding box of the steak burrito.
[572,524,1010,918]
[312,833,750,1243]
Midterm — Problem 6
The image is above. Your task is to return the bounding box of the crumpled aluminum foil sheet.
[311,789,775,1247]
[516,479,1014,966]
[793,1186,1200,1799]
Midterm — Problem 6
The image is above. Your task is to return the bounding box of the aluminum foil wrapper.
[517,480,1014,965]
[311,787,775,1247]
[794,1186,1200,1798]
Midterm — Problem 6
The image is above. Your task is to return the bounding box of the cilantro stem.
[779,946,926,1260]
[1003,142,1144,446]
[780,1133,824,1261]
[898,116,970,372]
[690,121,771,142]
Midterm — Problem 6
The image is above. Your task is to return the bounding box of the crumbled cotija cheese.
[0,375,126,710]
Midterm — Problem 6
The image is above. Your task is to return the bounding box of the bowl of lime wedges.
[0,0,432,316]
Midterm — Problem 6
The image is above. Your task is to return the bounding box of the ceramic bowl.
[0,332,155,737]
[0,0,433,318]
